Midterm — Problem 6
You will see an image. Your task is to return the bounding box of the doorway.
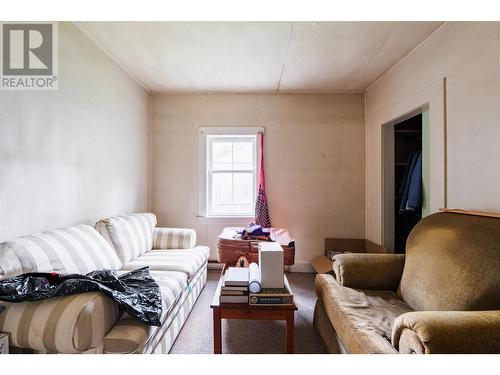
[382,108,429,253]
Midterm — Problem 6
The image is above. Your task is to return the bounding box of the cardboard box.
[325,238,386,256]
[310,255,335,274]
[310,238,387,274]
[258,242,284,288]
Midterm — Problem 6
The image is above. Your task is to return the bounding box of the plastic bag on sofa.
[0,267,162,326]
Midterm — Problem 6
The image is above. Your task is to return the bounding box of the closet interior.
[393,113,422,253]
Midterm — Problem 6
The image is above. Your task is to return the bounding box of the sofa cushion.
[120,246,210,280]
[104,266,207,353]
[398,212,500,311]
[108,245,209,352]
[0,225,122,280]
[103,317,150,354]
[95,213,157,264]
[149,270,188,317]
[0,292,119,353]
[315,274,412,354]
[153,227,196,249]
[114,269,188,331]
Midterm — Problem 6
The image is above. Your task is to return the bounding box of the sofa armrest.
[0,292,119,353]
[392,311,500,354]
[332,253,405,291]
[152,227,196,249]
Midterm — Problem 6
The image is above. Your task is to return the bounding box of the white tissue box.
[258,242,284,288]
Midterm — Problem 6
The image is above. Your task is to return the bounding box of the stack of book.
[220,267,249,303]
[249,275,294,306]
[220,267,294,306]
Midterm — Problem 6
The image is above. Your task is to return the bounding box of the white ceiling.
[76,21,443,93]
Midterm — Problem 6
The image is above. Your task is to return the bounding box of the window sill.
[196,215,254,220]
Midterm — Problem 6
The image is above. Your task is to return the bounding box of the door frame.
[381,105,429,253]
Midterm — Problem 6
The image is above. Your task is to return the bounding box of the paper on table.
[248,262,261,293]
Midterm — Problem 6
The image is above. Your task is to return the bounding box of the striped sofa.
[0,213,209,354]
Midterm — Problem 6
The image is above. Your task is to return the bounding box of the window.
[199,127,262,217]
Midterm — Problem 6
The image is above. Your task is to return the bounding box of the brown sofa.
[313,211,500,354]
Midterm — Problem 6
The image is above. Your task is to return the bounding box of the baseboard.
[207,261,224,270]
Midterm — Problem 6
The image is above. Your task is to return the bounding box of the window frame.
[198,127,263,218]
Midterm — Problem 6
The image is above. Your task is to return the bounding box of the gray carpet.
[170,270,327,354]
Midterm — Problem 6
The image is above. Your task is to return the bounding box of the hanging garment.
[398,152,419,199]
[0,267,162,326]
[405,151,422,211]
[255,131,271,228]
[399,150,421,215]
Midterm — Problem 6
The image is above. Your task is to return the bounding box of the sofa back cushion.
[95,213,157,264]
[398,212,500,311]
[0,225,122,280]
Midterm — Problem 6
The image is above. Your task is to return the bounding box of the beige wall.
[151,93,365,270]
[0,22,150,242]
[9,22,496,264]
[365,22,500,244]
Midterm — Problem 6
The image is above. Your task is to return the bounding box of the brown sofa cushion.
[315,274,412,353]
[398,212,500,311]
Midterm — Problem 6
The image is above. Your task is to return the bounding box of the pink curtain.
[255,132,271,228]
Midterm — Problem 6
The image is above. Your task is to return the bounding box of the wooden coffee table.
[210,274,297,354]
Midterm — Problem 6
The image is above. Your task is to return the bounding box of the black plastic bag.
[0,267,162,326]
